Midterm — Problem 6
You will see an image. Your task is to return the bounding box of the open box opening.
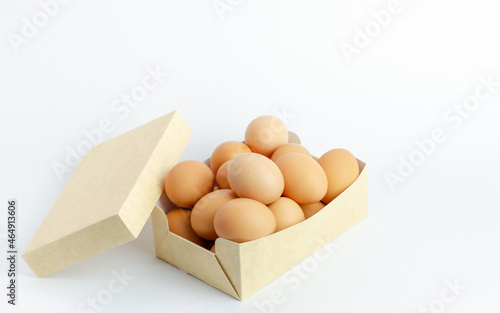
[153,160,367,301]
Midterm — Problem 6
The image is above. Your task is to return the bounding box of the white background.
[1,0,500,312]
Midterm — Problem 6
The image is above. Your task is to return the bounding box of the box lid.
[23,110,192,277]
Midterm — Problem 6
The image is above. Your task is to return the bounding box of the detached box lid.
[23,110,192,277]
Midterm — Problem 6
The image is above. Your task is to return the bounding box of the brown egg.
[245,116,288,157]
[166,208,209,248]
[271,143,311,162]
[214,198,276,243]
[215,160,231,189]
[227,153,284,204]
[191,189,237,241]
[164,160,214,208]
[299,202,326,219]
[275,153,328,204]
[210,141,251,173]
[318,149,359,204]
[210,245,216,253]
[267,197,305,232]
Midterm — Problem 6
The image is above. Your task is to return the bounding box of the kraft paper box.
[23,110,368,301]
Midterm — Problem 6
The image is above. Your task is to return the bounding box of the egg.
[318,149,359,204]
[215,160,231,189]
[210,141,252,173]
[214,198,276,243]
[267,197,305,232]
[164,160,214,208]
[210,245,216,253]
[287,131,301,144]
[271,143,311,162]
[245,116,289,157]
[275,153,328,204]
[299,202,326,219]
[166,208,209,248]
[191,189,237,240]
[227,153,284,204]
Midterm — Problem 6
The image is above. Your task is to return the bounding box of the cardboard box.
[23,110,368,301]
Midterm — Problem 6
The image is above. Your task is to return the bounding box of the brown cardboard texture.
[153,160,367,301]
[23,110,192,277]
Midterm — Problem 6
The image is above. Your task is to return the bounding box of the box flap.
[23,110,192,277]
[152,206,240,300]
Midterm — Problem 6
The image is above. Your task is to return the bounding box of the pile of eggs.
[163,116,360,251]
